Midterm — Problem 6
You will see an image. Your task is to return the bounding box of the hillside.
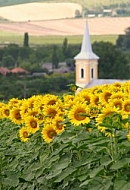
[0,0,130,9]
[0,2,82,22]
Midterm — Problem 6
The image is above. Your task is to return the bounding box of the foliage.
[23,32,29,47]
[116,27,130,51]
[0,81,130,189]
[0,73,75,100]
[93,41,130,79]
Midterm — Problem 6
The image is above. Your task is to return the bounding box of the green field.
[0,32,118,46]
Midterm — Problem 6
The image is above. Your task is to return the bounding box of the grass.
[0,32,118,46]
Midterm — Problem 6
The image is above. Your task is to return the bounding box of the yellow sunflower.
[90,94,101,107]
[43,104,61,119]
[52,115,65,134]
[0,102,7,118]
[41,124,57,143]
[25,116,40,134]
[110,92,125,101]
[19,127,30,142]
[96,106,118,125]
[43,94,59,106]
[8,98,22,109]
[68,103,90,126]
[20,101,30,120]
[77,91,91,105]
[1,104,10,118]
[122,100,130,115]
[109,99,123,112]
[99,90,112,105]
[9,107,23,125]
[127,131,130,141]
[88,106,100,118]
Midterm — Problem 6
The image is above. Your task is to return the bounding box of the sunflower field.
[1,81,130,190]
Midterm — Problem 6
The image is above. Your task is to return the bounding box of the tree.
[93,41,130,79]
[2,55,15,68]
[23,32,29,47]
[52,45,59,69]
[116,27,130,50]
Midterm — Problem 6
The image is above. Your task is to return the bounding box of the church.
[74,21,128,89]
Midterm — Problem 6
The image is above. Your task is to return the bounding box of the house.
[11,67,28,74]
[74,21,129,89]
[0,67,10,76]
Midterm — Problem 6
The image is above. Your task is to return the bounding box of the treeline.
[0,29,130,100]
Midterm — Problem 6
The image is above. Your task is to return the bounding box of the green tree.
[2,55,15,68]
[116,27,130,50]
[93,41,130,79]
[23,32,29,47]
[52,45,59,69]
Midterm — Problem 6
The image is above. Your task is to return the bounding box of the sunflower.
[52,115,65,134]
[110,92,125,101]
[9,108,23,125]
[19,127,30,142]
[88,106,100,118]
[110,82,122,93]
[63,94,75,112]
[25,116,40,134]
[127,131,130,141]
[90,94,100,107]
[109,99,123,112]
[43,94,59,106]
[43,104,61,119]
[122,100,130,115]
[20,101,30,120]
[68,103,90,126]
[77,91,92,105]
[41,124,57,143]
[0,102,7,118]
[122,81,130,94]
[99,91,112,105]
[8,98,21,108]
[96,106,118,125]
[1,104,10,118]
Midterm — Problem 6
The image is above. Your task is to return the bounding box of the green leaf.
[54,166,76,182]
[114,180,130,190]
[79,179,92,187]
[89,166,104,178]
[51,156,71,171]
[2,171,19,187]
[46,168,62,179]
[110,158,130,170]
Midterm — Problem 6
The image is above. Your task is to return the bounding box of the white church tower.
[74,21,99,88]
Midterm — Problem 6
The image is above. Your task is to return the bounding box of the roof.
[74,21,99,60]
[11,67,28,74]
[86,79,130,88]
[0,67,10,76]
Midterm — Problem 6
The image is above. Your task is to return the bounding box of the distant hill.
[0,0,130,18]
[0,2,82,22]
[0,0,130,9]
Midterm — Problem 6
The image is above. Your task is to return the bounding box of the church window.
[91,68,94,78]
[81,68,84,78]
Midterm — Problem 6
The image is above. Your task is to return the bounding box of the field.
[0,17,130,45]
[0,2,130,45]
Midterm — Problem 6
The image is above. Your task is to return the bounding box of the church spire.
[74,21,99,89]
[74,21,99,60]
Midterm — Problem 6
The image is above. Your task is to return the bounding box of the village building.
[74,21,129,89]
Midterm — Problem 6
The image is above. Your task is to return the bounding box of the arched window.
[81,68,84,78]
[91,68,94,78]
